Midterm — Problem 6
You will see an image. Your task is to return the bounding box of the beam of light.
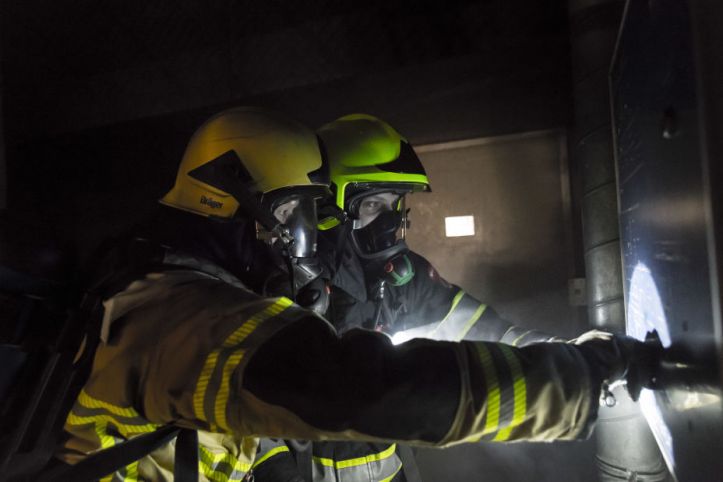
[627,262,676,476]
[390,322,438,345]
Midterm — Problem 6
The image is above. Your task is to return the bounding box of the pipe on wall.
[568,0,670,480]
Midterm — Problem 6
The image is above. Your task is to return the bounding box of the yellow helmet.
[160,106,329,220]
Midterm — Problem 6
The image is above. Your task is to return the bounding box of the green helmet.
[317,114,430,212]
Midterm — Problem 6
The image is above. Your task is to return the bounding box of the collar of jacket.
[99,252,247,343]
[162,251,245,289]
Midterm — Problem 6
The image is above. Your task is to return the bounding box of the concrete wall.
[406,130,581,338]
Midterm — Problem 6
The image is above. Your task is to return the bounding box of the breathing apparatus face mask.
[348,191,408,261]
[259,191,329,314]
[271,195,318,259]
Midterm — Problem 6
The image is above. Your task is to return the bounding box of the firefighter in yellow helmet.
[52,107,655,482]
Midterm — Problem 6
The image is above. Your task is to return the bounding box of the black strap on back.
[397,445,422,482]
[287,440,313,482]
[38,425,181,482]
[174,428,199,482]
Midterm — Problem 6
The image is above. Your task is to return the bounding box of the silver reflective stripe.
[428,291,487,341]
[311,444,403,482]
[501,327,559,346]
[390,291,487,344]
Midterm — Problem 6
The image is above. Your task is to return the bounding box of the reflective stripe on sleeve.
[493,344,528,441]
[193,297,294,431]
[511,330,533,347]
[312,444,402,482]
[475,345,501,438]
[471,343,529,442]
[430,291,487,341]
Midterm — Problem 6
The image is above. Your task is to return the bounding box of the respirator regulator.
[259,192,330,315]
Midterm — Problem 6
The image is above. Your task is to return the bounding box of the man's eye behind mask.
[351,209,404,255]
[350,192,401,229]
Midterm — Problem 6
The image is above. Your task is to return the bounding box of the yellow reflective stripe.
[252,445,290,468]
[313,443,397,469]
[511,330,532,347]
[444,290,465,320]
[201,445,253,472]
[317,216,341,231]
[476,345,500,436]
[194,350,220,422]
[199,459,244,482]
[94,421,116,450]
[66,413,158,435]
[456,303,487,340]
[215,298,294,430]
[493,345,527,441]
[68,393,154,481]
[193,297,294,425]
[215,349,246,431]
[78,390,139,418]
[430,290,465,336]
[123,461,140,482]
[200,446,253,472]
[223,298,293,348]
[199,446,251,482]
[89,418,126,482]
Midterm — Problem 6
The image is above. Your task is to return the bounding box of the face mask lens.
[352,209,404,255]
[274,196,318,258]
[273,199,300,224]
[354,193,400,228]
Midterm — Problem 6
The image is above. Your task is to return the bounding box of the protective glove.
[571,330,662,402]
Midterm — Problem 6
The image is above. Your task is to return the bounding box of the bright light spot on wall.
[445,215,475,237]
[627,262,676,475]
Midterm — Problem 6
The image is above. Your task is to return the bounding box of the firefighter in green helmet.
[317,114,557,345]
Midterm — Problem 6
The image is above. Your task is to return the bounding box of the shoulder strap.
[287,440,313,482]
[174,428,200,482]
[38,425,181,482]
[397,445,422,482]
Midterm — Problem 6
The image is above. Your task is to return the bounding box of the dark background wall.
[0,1,596,481]
[1,0,573,254]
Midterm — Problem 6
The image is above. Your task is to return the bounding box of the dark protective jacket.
[57,253,597,481]
[326,240,558,346]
